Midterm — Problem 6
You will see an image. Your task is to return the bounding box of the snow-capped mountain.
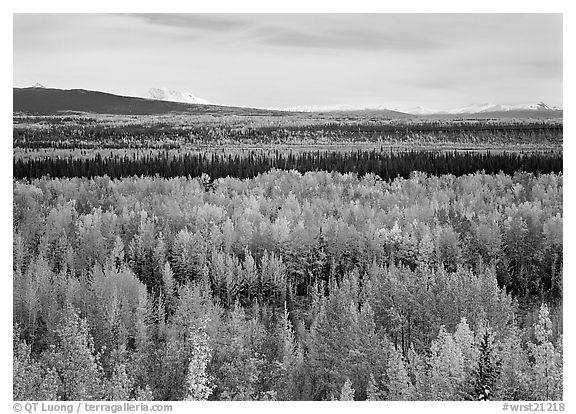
[445,102,560,114]
[282,101,561,115]
[404,102,561,115]
[402,106,439,116]
[145,87,212,105]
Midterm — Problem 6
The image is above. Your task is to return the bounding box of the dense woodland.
[13,149,563,180]
[13,114,564,401]
[13,170,563,401]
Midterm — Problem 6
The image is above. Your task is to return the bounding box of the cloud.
[127,14,447,52]
[252,25,444,52]
[128,13,248,32]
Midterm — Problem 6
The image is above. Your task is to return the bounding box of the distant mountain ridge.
[13,86,562,120]
[276,104,412,118]
[278,104,391,112]
[13,87,285,116]
[404,102,561,115]
[282,101,561,117]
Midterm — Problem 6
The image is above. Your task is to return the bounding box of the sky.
[13,13,563,111]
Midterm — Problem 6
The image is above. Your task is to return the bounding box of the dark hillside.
[13,87,289,116]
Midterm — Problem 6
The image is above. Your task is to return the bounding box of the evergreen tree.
[46,305,104,400]
[493,325,531,400]
[428,326,465,400]
[473,328,500,401]
[162,262,175,314]
[107,360,133,400]
[365,374,382,401]
[211,303,266,400]
[528,303,562,400]
[386,345,415,400]
[453,318,479,398]
[13,326,60,401]
[339,378,355,401]
[184,319,214,400]
[275,303,304,400]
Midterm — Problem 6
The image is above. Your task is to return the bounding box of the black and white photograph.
[9,7,566,410]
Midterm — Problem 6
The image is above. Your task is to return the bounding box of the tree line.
[13,149,562,180]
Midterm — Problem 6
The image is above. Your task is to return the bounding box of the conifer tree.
[107,360,133,400]
[453,318,479,398]
[528,304,562,400]
[493,325,531,400]
[13,327,60,401]
[184,319,214,401]
[339,378,355,401]
[47,305,104,400]
[428,326,465,400]
[365,374,381,401]
[473,328,500,401]
[386,345,415,400]
[162,262,175,314]
[275,303,304,400]
[110,235,125,271]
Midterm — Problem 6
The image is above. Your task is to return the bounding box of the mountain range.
[280,102,561,115]
[13,86,562,119]
[404,102,561,115]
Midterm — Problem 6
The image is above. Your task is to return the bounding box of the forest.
[13,169,563,401]
[13,149,563,180]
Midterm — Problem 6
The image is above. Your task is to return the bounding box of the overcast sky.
[13,13,562,110]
